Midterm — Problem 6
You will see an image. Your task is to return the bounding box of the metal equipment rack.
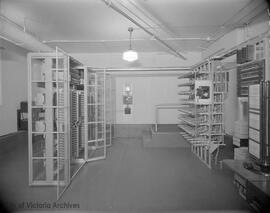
[178,60,225,168]
[28,50,115,200]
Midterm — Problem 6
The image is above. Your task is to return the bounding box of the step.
[143,131,190,148]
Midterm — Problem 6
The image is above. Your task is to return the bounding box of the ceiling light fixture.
[123,27,138,62]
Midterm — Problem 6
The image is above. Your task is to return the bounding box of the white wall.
[0,39,28,136]
[115,75,179,124]
[238,13,269,42]
[71,51,201,68]
[202,30,239,60]
[203,12,269,136]
[71,51,201,125]
[203,12,269,59]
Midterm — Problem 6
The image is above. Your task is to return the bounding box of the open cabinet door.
[105,73,115,147]
[68,55,86,180]
[85,68,106,162]
[28,49,87,200]
[55,47,70,200]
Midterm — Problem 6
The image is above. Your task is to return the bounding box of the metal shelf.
[237,58,265,67]
[177,72,195,79]
[178,116,196,126]
[179,99,195,105]
[31,106,67,108]
[178,91,193,95]
[178,107,195,114]
[178,82,195,87]
[178,124,195,136]
[32,80,67,83]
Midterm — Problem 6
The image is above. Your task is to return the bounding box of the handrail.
[155,103,181,132]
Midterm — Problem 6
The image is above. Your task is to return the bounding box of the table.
[223,159,270,212]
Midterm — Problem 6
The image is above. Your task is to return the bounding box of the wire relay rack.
[178,60,225,168]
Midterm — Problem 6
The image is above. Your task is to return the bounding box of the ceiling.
[0,0,268,56]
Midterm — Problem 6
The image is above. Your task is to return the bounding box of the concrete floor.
[0,131,251,212]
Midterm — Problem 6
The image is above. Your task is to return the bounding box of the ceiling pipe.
[43,37,212,44]
[114,0,154,33]
[0,15,52,52]
[125,0,178,41]
[101,0,186,60]
[107,71,189,77]
[202,1,268,51]
[115,0,186,55]
[91,67,190,72]
[0,34,24,46]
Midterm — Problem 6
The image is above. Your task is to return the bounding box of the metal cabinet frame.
[28,51,114,199]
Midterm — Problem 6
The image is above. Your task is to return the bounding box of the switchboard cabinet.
[28,51,115,199]
[28,49,87,199]
[236,37,270,97]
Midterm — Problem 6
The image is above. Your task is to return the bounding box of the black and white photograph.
[0,0,270,212]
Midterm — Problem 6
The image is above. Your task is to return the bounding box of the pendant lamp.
[122,27,138,62]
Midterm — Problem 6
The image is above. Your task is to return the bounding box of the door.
[55,47,70,200]
[105,73,112,147]
[69,57,86,180]
[85,68,106,161]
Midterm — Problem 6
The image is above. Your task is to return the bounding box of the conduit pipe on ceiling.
[0,15,52,52]
[43,37,211,44]
[101,0,186,60]
[125,0,174,36]
[91,67,190,72]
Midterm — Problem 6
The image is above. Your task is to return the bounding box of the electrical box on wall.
[123,95,133,105]
[123,82,133,115]
[124,106,131,114]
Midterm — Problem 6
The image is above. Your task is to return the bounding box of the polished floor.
[0,131,251,212]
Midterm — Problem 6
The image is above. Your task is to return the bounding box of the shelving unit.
[28,51,70,198]
[28,49,115,200]
[178,60,225,168]
[177,71,195,140]
[28,49,87,198]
